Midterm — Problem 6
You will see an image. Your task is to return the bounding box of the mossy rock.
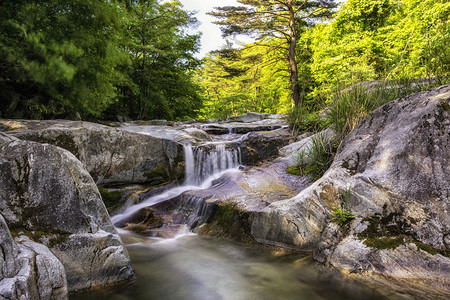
[286,166,302,176]
[143,164,170,185]
[197,202,256,244]
[98,186,122,208]
[364,236,406,250]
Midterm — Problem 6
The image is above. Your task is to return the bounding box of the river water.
[74,231,390,300]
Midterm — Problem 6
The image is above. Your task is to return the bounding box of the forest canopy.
[0,0,448,121]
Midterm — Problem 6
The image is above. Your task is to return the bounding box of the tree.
[112,0,202,120]
[209,0,336,108]
[308,0,449,99]
[197,41,291,119]
[0,0,128,119]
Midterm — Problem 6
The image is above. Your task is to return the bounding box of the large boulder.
[0,120,185,185]
[0,134,135,293]
[239,129,293,165]
[251,84,450,294]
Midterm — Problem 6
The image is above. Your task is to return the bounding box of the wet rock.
[118,207,164,230]
[0,136,134,292]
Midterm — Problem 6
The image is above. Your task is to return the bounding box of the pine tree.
[209,0,336,108]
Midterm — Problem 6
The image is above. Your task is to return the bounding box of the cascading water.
[183,143,241,186]
[112,142,242,228]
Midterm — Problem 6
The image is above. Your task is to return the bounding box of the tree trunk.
[287,0,301,107]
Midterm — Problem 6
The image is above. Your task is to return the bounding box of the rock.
[240,129,293,165]
[0,120,184,185]
[225,112,269,123]
[1,213,68,300]
[250,84,450,293]
[0,136,134,292]
[297,132,312,141]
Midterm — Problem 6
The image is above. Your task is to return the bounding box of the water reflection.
[72,232,390,300]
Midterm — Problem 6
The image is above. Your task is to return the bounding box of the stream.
[73,128,393,300]
[73,231,389,300]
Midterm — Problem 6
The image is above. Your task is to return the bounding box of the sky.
[178,0,251,58]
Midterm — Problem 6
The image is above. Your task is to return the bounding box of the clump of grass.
[294,131,337,181]
[326,78,435,140]
[288,106,330,136]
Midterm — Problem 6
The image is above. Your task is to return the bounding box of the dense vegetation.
[1,0,449,122]
[0,0,201,120]
[200,0,449,118]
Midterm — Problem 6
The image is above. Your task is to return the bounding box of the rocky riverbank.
[1,85,449,299]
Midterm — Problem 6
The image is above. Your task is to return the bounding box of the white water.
[112,143,242,226]
[184,143,241,186]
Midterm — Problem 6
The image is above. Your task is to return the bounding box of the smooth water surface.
[73,232,390,300]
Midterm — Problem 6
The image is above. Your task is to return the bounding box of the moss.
[359,214,413,250]
[358,214,450,256]
[415,242,450,258]
[10,229,70,248]
[98,186,122,208]
[442,102,450,111]
[364,236,406,250]
[143,164,170,185]
[286,166,302,176]
[198,202,255,243]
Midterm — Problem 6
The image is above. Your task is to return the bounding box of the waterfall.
[183,144,195,185]
[113,142,242,231]
[183,143,241,186]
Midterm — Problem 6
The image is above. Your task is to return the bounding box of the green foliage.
[0,0,202,120]
[209,0,337,108]
[331,188,356,227]
[104,0,202,121]
[309,0,450,100]
[294,132,337,181]
[0,0,128,119]
[326,78,436,140]
[197,42,292,118]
